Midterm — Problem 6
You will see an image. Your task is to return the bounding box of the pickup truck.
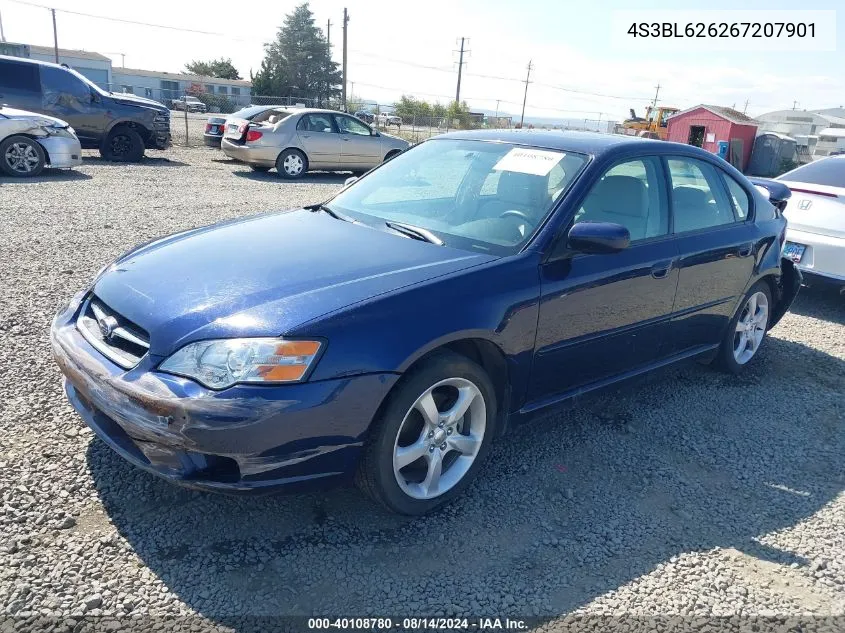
[375,112,402,127]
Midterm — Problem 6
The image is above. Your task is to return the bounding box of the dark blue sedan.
[51,130,800,515]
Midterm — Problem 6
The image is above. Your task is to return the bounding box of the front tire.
[0,135,45,177]
[100,126,144,162]
[275,149,307,179]
[716,281,772,374]
[356,351,496,515]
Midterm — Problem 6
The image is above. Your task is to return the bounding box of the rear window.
[778,158,845,188]
[0,60,40,93]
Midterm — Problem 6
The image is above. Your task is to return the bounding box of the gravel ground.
[1,144,844,632]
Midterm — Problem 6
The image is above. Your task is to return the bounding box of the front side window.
[40,66,91,110]
[297,114,336,133]
[330,139,588,254]
[574,157,669,242]
[335,115,371,136]
[667,158,737,232]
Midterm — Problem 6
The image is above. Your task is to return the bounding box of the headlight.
[159,338,323,389]
[43,125,76,139]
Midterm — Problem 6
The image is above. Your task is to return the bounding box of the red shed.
[666,105,759,172]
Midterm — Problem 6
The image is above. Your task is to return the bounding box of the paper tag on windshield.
[493,148,565,176]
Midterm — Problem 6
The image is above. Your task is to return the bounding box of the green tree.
[184,58,241,80]
[251,3,341,105]
[446,100,472,128]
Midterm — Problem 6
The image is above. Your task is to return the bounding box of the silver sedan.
[221,108,409,179]
[0,106,82,178]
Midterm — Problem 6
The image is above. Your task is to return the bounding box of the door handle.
[300,134,311,138]
[341,137,350,142]
[650,261,673,279]
[738,243,753,257]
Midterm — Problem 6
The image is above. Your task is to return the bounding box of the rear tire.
[715,280,772,374]
[0,135,45,177]
[275,149,307,179]
[356,351,496,515]
[100,126,144,162]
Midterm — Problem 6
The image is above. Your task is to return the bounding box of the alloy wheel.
[392,377,486,500]
[110,134,132,158]
[733,291,769,364]
[4,142,40,174]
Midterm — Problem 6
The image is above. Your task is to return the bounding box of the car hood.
[107,93,168,111]
[0,107,69,127]
[93,210,495,356]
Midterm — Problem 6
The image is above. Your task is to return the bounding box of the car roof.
[0,54,66,70]
[435,129,662,156]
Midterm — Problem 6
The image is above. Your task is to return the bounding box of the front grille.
[76,296,150,369]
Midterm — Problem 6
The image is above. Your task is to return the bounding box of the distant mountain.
[470,107,618,130]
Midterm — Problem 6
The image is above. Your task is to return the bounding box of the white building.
[0,41,112,86]
[756,108,845,156]
[111,67,252,108]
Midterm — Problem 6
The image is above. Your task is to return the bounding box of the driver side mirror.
[371,129,380,137]
[567,222,630,255]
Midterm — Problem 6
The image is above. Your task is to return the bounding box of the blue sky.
[2,0,842,121]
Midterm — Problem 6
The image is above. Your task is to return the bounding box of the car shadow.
[0,169,92,183]
[231,170,351,185]
[788,284,844,326]
[86,317,844,627]
[81,156,189,167]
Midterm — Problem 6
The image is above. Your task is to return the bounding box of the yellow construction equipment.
[621,106,679,140]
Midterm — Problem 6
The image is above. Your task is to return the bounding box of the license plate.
[783,242,806,263]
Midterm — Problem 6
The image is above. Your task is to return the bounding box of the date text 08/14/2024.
[307,617,528,630]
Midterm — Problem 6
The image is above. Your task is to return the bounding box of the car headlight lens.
[43,125,76,138]
[159,338,322,389]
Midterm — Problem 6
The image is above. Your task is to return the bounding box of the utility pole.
[51,8,59,63]
[743,99,749,114]
[792,100,799,110]
[0,7,6,43]
[520,60,532,127]
[494,99,500,127]
[341,8,349,112]
[455,37,467,104]
[651,83,660,109]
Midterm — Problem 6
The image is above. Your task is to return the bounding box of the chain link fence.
[104,84,617,147]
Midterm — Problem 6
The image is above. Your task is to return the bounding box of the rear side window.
[723,175,750,220]
[297,114,336,133]
[666,158,736,233]
[778,158,845,188]
[0,60,40,93]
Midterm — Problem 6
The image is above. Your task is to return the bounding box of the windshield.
[778,157,845,188]
[330,139,588,255]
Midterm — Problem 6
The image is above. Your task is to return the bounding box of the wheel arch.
[396,336,511,437]
[104,119,152,144]
[384,148,402,162]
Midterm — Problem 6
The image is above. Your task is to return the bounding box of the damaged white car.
[0,106,82,177]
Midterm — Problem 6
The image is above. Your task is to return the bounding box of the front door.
[39,65,102,144]
[334,114,383,169]
[529,156,679,404]
[295,113,341,169]
[664,157,757,354]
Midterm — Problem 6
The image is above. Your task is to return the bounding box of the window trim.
[562,154,671,248]
[718,170,754,223]
[663,155,742,235]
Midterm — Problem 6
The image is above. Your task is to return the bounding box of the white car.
[376,112,402,127]
[0,107,82,177]
[777,156,845,289]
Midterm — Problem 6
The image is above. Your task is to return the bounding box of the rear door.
[666,156,757,354]
[0,59,43,112]
[333,114,382,169]
[529,156,679,403]
[295,113,341,169]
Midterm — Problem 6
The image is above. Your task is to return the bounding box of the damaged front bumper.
[50,294,398,494]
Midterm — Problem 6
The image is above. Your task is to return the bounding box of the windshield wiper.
[306,203,356,223]
[384,221,444,246]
